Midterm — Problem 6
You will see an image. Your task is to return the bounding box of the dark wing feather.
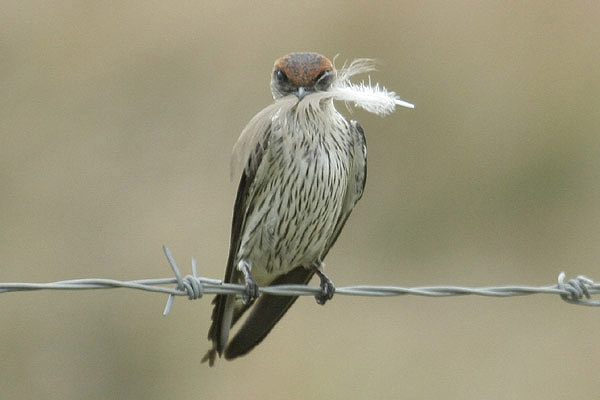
[223,120,367,360]
[204,126,271,365]
[206,172,250,352]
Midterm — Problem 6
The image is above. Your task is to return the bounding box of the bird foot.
[312,262,335,305]
[243,275,259,304]
[238,260,260,304]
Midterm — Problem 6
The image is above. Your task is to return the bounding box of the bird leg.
[238,260,260,304]
[311,261,335,305]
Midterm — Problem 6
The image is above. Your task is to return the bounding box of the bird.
[203,52,413,366]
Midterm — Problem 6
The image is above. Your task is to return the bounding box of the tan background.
[2,1,599,399]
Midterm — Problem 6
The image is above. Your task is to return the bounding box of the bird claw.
[315,276,335,305]
[312,262,335,305]
[243,275,260,304]
[238,259,260,304]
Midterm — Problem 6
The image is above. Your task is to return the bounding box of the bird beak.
[295,87,310,100]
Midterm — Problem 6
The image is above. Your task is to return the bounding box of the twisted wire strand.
[1,246,599,315]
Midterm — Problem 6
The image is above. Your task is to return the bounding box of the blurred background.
[2,1,599,399]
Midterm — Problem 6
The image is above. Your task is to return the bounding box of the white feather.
[319,58,414,114]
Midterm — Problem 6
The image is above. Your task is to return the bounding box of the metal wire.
[1,246,599,315]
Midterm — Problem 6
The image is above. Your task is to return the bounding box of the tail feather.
[224,266,314,360]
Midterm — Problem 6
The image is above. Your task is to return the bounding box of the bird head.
[270,52,334,100]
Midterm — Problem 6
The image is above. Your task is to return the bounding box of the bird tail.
[224,266,314,360]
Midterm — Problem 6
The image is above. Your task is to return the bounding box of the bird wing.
[205,124,271,362]
[322,120,367,258]
[223,119,368,360]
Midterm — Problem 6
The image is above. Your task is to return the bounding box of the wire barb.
[557,272,600,306]
[1,247,599,313]
[162,245,204,315]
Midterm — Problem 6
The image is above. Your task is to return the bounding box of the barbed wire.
[1,246,599,315]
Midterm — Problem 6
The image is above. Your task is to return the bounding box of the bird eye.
[275,70,288,83]
[315,70,332,87]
